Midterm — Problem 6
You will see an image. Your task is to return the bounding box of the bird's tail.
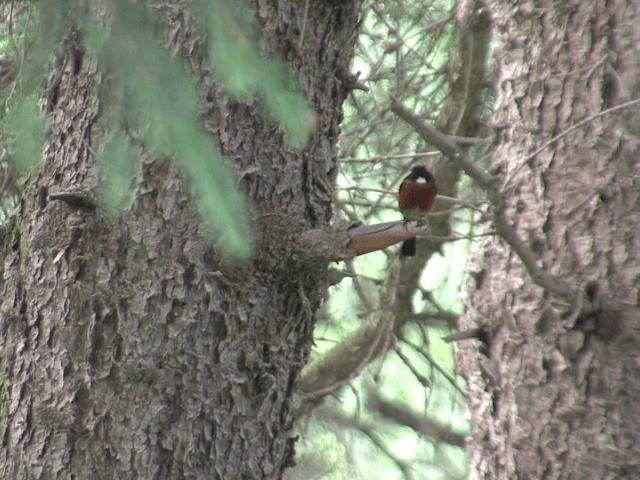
[401,238,416,256]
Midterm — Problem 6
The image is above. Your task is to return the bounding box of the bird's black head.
[408,164,434,182]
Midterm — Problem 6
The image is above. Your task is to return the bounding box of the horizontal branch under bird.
[390,97,596,317]
[295,220,430,262]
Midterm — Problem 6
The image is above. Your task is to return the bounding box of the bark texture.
[0,1,361,478]
[459,0,640,478]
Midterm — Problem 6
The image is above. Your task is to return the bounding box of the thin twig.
[526,97,640,162]
[391,97,595,315]
[339,150,439,163]
[505,97,640,188]
[401,336,466,396]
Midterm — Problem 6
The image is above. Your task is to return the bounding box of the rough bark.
[459,1,640,479]
[0,1,361,478]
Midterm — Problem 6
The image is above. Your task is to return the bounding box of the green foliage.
[0,2,55,177]
[3,93,46,173]
[84,0,258,258]
[97,132,139,216]
[2,0,316,258]
[18,0,69,94]
[192,0,315,146]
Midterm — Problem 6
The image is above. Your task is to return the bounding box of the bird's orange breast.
[398,180,437,213]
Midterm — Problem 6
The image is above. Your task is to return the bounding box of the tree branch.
[296,256,402,417]
[372,394,467,448]
[295,220,430,262]
[391,98,596,315]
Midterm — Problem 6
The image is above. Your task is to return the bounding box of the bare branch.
[522,98,640,171]
[295,220,430,262]
[442,327,486,343]
[391,98,493,188]
[505,97,640,188]
[372,394,467,448]
[296,257,403,416]
[339,150,438,163]
[400,338,466,396]
[391,98,596,315]
[314,405,418,479]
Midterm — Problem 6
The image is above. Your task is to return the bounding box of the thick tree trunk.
[0,1,361,478]
[459,0,640,478]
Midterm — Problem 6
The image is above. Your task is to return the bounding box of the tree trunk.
[459,0,640,478]
[0,1,361,478]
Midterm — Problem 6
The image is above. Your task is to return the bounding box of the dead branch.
[296,219,430,262]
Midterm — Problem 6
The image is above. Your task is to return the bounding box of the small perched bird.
[398,165,438,256]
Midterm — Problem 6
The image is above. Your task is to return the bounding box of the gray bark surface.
[0,1,361,478]
[459,1,640,478]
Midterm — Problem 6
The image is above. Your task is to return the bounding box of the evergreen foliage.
[1,0,315,259]
[192,0,315,146]
[3,92,45,173]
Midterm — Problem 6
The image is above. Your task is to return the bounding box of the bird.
[398,165,438,256]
